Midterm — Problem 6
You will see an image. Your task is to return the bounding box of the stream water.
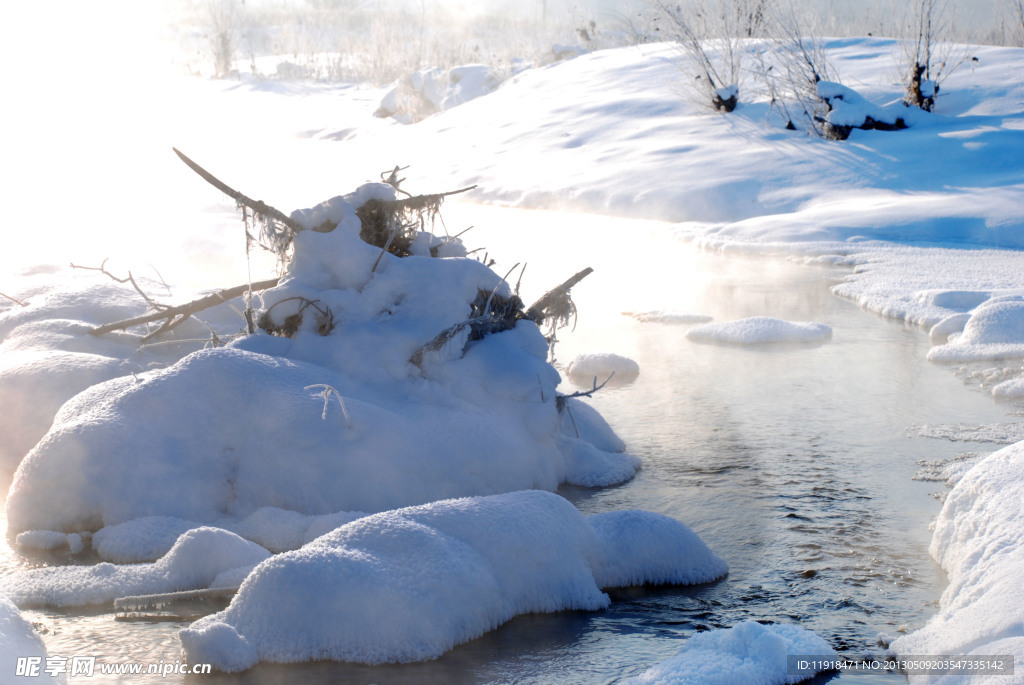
[4,205,1022,684]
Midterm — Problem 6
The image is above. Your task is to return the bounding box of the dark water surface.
[5,206,1022,684]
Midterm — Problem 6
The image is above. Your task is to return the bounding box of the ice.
[624,311,714,325]
[1,528,270,608]
[686,317,833,345]
[180,491,726,670]
[624,620,837,685]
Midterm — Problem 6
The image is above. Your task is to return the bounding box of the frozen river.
[3,205,1022,684]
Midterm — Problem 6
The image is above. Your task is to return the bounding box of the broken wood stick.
[524,267,593,323]
[90,278,280,337]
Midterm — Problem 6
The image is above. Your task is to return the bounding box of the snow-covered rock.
[180,491,726,670]
[624,620,837,685]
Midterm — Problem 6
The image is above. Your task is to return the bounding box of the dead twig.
[71,259,167,312]
[556,373,614,412]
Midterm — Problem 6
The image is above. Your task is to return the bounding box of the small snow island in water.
[1,157,731,670]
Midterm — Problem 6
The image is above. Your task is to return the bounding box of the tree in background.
[898,0,964,111]
[650,0,770,112]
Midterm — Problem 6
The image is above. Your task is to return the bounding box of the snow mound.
[817,80,906,129]
[1,527,270,608]
[565,352,639,380]
[891,442,1024,675]
[686,317,833,345]
[0,275,250,482]
[589,510,728,587]
[180,491,726,671]
[91,516,203,563]
[1,594,63,684]
[6,183,638,535]
[927,299,1024,362]
[624,620,836,685]
[624,311,713,325]
[377,64,502,122]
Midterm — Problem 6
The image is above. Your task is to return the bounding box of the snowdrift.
[5,183,640,537]
[179,491,728,670]
[891,441,1024,681]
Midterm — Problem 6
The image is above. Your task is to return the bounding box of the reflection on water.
[3,205,1023,684]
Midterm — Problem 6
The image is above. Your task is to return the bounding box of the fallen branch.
[1,291,27,307]
[90,278,280,338]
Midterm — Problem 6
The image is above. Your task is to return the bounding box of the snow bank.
[6,183,638,536]
[0,595,63,684]
[1,527,270,608]
[624,620,837,685]
[927,298,1024,362]
[891,441,1024,683]
[180,491,726,671]
[565,352,639,380]
[686,317,832,345]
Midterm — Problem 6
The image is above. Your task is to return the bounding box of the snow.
[565,352,640,380]
[1,527,270,608]
[686,317,833,345]
[180,491,727,670]
[0,594,63,684]
[623,620,837,685]
[1,18,1024,681]
[927,299,1024,362]
[890,442,1024,683]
